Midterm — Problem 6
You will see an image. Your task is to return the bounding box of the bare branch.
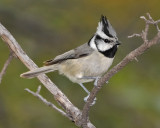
[134,57,139,62]
[140,15,149,42]
[36,85,41,94]
[0,22,95,127]
[141,13,160,32]
[81,13,160,127]
[25,86,72,120]
[129,13,160,41]
[0,52,14,84]
[128,33,141,38]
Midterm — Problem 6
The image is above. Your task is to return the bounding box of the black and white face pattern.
[89,15,120,58]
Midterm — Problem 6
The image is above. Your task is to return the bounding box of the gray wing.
[44,43,94,65]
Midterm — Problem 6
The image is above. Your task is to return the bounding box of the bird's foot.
[94,77,101,86]
[84,94,97,106]
[94,77,109,86]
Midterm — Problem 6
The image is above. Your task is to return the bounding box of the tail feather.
[20,65,58,79]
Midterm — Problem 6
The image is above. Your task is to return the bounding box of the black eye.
[104,39,110,43]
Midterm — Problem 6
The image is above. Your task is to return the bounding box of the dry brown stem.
[0,22,94,127]
[81,13,160,127]
[0,52,14,84]
[25,85,72,120]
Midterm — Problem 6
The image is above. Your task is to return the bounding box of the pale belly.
[58,51,113,83]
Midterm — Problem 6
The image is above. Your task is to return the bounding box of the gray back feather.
[44,43,94,65]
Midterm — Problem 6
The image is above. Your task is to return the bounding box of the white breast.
[83,51,113,76]
[59,51,114,83]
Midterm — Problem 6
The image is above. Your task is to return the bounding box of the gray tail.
[20,65,58,79]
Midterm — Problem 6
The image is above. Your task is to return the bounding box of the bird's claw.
[84,95,97,106]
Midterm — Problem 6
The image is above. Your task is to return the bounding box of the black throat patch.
[100,45,118,58]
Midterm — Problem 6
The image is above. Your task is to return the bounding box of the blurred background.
[0,0,160,128]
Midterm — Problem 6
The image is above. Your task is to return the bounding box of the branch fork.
[25,86,72,120]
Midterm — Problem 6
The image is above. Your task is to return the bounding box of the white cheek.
[97,42,113,51]
[89,37,98,50]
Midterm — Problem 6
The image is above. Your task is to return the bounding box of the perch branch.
[0,52,14,84]
[81,13,160,127]
[0,22,94,127]
[25,85,71,120]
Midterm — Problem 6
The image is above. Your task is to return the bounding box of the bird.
[21,15,120,104]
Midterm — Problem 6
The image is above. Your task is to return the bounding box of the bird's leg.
[79,83,97,105]
[94,77,100,86]
[79,83,90,94]
[84,95,96,105]
[81,76,106,86]
[94,77,109,86]
[81,76,99,86]
[81,76,97,80]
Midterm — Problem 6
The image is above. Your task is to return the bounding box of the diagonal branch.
[0,22,95,127]
[0,52,14,84]
[25,85,72,120]
[81,13,160,127]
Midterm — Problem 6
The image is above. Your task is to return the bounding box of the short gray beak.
[116,41,121,45]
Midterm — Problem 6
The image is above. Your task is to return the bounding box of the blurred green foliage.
[0,0,160,128]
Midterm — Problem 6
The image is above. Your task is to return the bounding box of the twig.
[25,86,72,120]
[141,13,160,32]
[81,13,160,127]
[128,33,141,38]
[0,52,14,84]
